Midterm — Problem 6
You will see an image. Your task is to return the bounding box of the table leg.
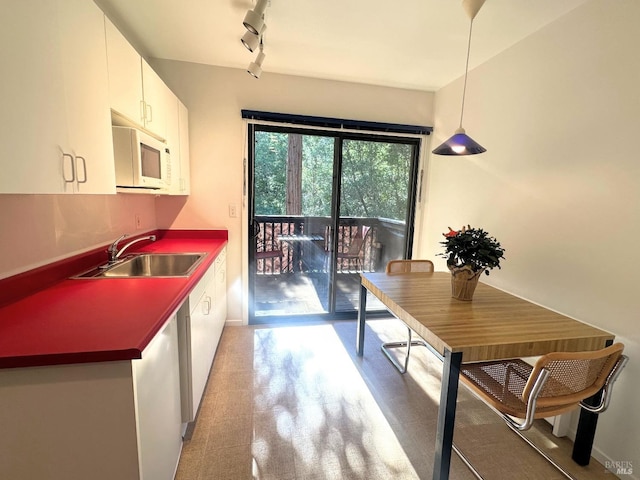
[433,349,462,480]
[572,401,600,465]
[571,338,612,465]
[356,282,367,356]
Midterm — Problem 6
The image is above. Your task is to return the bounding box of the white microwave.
[112,126,169,189]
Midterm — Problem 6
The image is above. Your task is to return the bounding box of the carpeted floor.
[174,319,618,480]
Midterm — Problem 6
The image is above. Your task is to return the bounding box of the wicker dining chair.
[455,343,628,479]
[337,226,371,272]
[381,259,435,374]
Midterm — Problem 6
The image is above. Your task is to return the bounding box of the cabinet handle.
[76,156,88,185]
[140,100,146,123]
[203,296,212,315]
[145,103,153,123]
[62,153,75,184]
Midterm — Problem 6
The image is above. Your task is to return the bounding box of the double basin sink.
[74,253,207,279]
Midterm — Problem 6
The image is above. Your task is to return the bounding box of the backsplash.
[0,193,157,279]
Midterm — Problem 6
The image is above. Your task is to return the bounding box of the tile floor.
[174,319,618,480]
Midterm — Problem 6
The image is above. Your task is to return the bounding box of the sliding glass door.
[249,127,336,317]
[248,124,421,323]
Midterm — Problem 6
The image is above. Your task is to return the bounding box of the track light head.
[241,31,259,52]
[243,0,269,35]
[247,49,266,79]
[241,24,266,52]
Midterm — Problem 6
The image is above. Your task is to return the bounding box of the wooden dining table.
[356,271,615,480]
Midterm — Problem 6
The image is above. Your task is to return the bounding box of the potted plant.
[438,225,505,300]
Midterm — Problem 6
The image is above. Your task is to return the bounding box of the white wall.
[420,0,639,472]
[150,61,434,320]
[0,194,156,279]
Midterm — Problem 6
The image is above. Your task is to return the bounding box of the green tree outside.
[254,131,413,222]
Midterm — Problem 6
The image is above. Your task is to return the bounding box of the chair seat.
[461,359,580,419]
[456,345,627,480]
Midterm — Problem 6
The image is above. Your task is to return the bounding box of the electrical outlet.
[229,204,238,218]
[135,214,142,230]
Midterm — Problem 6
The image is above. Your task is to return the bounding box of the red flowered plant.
[439,225,505,275]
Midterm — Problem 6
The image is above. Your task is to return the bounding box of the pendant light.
[433,0,486,156]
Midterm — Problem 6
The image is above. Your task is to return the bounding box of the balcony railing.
[254,215,406,275]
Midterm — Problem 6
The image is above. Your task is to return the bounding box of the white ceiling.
[95,0,589,91]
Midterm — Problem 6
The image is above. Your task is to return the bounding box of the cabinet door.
[0,0,115,194]
[58,0,115,194]
[141,60,172,139]
[0,1,69,193]
[164,96,180,194]
[188,272,217,419]
[166,99,190,195]
[177,100,191,194]
[105,18,145,126]
[133,315,182,480]
[214,248,227,329]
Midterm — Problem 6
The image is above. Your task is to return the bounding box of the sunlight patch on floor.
[252,324,419,479]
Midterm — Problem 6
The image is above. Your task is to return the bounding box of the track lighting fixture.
[432,0,487,156]
[241,24,266,53]
[247,41,265,79]
[243,0,268,35]
[242,0,269,78]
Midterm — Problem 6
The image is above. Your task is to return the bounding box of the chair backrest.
[386,259,434,274]
[524,343,625,410]
[343,226,371,255]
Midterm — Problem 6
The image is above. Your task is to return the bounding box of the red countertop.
[0,230,227,369]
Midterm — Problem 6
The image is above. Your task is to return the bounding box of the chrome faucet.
[107,234,157,263]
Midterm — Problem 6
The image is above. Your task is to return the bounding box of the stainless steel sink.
[74,253,207,278]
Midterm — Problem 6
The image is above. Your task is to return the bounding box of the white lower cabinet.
[133,314,183,480]
[214,247,227,327]
[178,248,227,422]
[0,314,182,480]
[0,249,229,478]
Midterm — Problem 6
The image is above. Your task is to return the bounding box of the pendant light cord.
[459,19,474,129]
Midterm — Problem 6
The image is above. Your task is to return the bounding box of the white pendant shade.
[462,0,486,20]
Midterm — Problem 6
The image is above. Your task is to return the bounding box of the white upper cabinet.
[141,60,174,140]
[103,14,191,196]
[177,100,191,195]
[165,99,191,195]
[105,17,145,126]
[105,19,175,141]
[0,0,115,194]
[58,0,116,194]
